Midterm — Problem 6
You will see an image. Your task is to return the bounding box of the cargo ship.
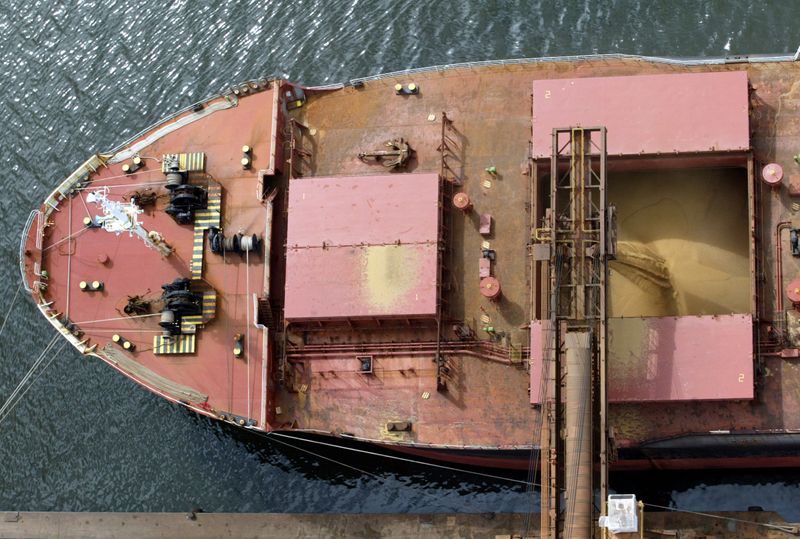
[17,51,800,535]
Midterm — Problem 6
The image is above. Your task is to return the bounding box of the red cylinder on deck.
[97,253,109,265]
[480,276,501,300]
[453,192,472,212]
[762,163,783,187]
[788,278,800,306]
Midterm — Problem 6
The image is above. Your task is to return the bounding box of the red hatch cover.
[531,314,753,403]
[531,71,749,159]
[284,173,440,321]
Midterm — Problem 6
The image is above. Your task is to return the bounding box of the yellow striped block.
[202,291,217,322]
[153,334,196,354]
[161,152,205,173]
[207,183,222,212]
[191,227,204,280]
[194,209,220,229]
[180,315,204,334]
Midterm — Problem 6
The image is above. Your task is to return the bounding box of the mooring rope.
[0,335,65,426]
[268,432,536,486]
[72,313,161,325]
[267,433,799,535]
[245,248,252,421]
[265,432,481,512]
[0,282,23,339]
[0,334,59,417]
[266,430,382,480]
[644,502,800,535]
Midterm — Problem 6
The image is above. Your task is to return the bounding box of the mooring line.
[0,282,23,339]
[0,335,65,426]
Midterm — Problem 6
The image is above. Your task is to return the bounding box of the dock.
[1,510,797,538]
[1,512,528,539]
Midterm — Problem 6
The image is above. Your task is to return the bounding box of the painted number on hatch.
[738,373,745,383]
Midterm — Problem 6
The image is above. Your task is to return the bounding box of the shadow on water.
[187,410,800,521]
[612,469,800,521]
[187,409,532,490]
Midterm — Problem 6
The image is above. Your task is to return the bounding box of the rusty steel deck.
[19,54,800,468]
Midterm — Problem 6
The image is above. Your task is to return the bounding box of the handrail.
[346,52,796,86]
[101,79,268,157]
[104,51,799,157]
[18,210,40,292]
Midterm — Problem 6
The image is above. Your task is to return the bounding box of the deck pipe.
[776,221,792,314]
[286,340,524,364]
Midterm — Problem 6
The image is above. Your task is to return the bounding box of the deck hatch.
[531,71,749,159]
[530,314,754,402]
[284,173,440,321]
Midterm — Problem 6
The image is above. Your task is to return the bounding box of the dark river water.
[2,0,800,521]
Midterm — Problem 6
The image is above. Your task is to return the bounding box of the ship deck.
[21,56,800,460]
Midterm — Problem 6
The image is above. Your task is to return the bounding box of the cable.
[76,179,169,191]
[0,335,59,418]
[0,341,67,426]
[72,313,161,324]
[245,248,252,421]
[0,336,64,426]
[66,200,72,318]
[524,246,565,537]
[265,431,382,480]
[79,191,92,220]
[644,502,800,535]
[0,283,23,339]
[42,225,90,252]
[269,432,537,486]
[266,432,471,512]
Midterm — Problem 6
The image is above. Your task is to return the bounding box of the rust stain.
[363,244,419,310]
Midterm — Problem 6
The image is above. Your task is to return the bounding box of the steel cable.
[0,282,23,339]
[268,432,537,487]
[0,335,64,426]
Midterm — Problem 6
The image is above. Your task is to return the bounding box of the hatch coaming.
[528,71,756,404]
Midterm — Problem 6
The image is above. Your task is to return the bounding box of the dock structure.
[0,511,796,538]
[0,512,530,539]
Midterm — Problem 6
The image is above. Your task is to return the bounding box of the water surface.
[1,0,799,519]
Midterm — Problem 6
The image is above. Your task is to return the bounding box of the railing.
[44,51,800,169]
[286,339,529,365]
[346,52,797,86]
[18,210,40,292]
